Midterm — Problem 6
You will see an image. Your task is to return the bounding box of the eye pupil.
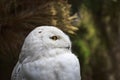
[50,36,58,40]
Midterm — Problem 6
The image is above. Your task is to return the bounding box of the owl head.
[22,26,71,53]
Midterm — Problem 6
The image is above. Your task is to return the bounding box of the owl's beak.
[65,46,71,50]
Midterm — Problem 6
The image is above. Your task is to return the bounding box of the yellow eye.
[50,36,58,40]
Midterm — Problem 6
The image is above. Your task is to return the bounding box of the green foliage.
[70,0,120,80]
[72,4,100,65]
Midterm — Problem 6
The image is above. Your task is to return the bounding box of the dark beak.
[66,46,71,50]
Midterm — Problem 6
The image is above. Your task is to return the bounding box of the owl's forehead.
[34,26,64,35]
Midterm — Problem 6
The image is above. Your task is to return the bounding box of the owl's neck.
[21,47,71,63]
[33,47,71,58]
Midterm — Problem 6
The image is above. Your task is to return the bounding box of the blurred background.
[0,0,120,80]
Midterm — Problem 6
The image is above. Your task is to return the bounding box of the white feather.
[11,26,81,80]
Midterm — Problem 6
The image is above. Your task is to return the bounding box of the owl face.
[24,26,71,51]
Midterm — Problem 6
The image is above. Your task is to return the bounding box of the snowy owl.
[11,26,81,80]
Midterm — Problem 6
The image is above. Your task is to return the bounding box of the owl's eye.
[50,36,59,40]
